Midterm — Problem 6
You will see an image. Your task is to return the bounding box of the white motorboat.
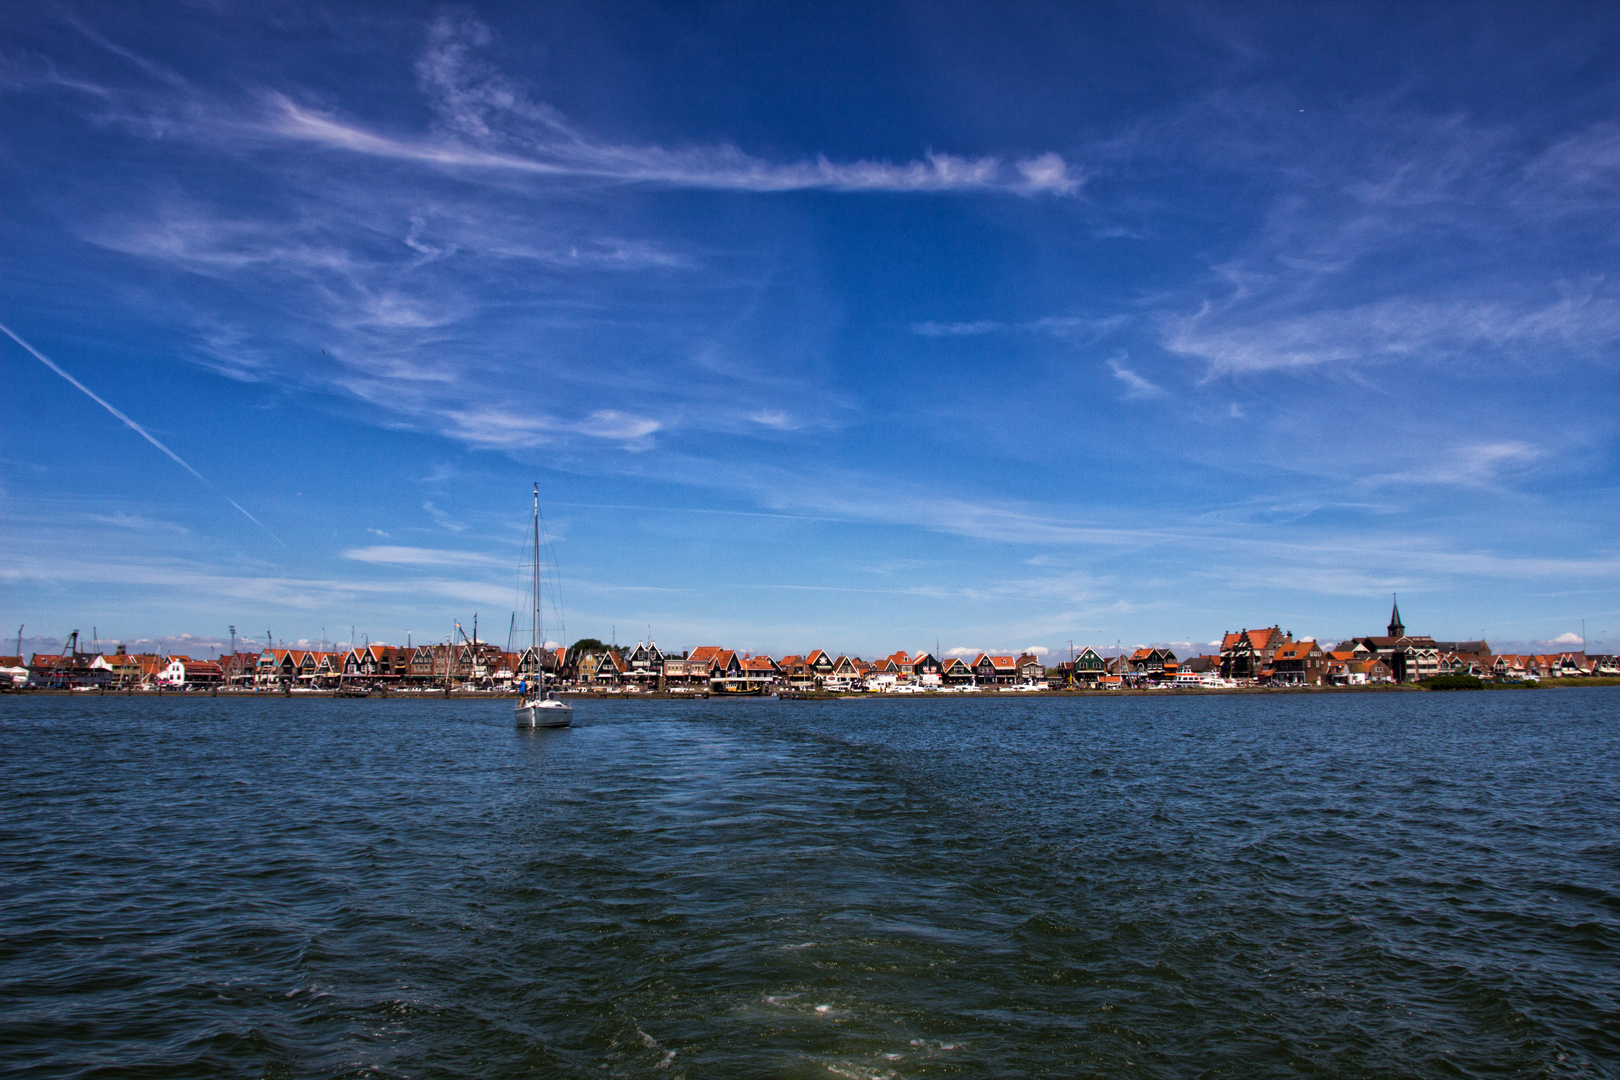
[515,482,572,729]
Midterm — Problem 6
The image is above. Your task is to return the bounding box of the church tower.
[1388,596,1405,639]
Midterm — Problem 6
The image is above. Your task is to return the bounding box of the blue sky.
[4,2,1620,659]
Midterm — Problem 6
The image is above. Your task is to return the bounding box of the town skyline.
[7,596,1606,668]
[16,600,1614,691]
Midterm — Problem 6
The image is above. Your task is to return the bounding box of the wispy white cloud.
[252,15,1081,197]
[911,316,1092,337]
[913,319,1004,336]
[1166,293,1620,377]
[266,99,1079,196]
[0,547,516,611]
[747,409,798,430]
[39,15,1075,462]
[1107,355,1163,398]
[1141,98,1620,381]
[342,545,509,568]
[421,501,468,532]
[431,405,662,450]
[87,512,188,534]
[1367,441,1544,489]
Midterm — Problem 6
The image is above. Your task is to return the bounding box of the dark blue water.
[2,691,1617,1078]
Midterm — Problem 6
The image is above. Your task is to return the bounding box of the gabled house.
[593,651,627,685]
[880,651,940,683]
[971,653,1019,685]
[777,655,817,691]
[703,649,743,689]
[1127,647,1178,678]
[624,641,665,686]
[1491,654,1527,680]
[676,646,724,687]
[157,657,223,688]
[1549,652,1590,677]
[91,651,143,687]
[940,656,974,685]
[216,651,258,686]
[825,655,865,691]
[806,650,835,681]
[256,648,306,686]
[1016,653,1045,684]
[1438,650,1491,677]
[1073,646,1108,685]
[739,654,780,688]
[1270,639,1326,685]
[911,652,942,685]
[312,651,345,686]
[515,645,545,677]
[1220,627,1288,682]
[407,644,447,683]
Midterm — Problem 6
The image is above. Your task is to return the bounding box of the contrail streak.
[0,319,285,545]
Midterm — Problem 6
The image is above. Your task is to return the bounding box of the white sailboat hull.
[515,698,573,728]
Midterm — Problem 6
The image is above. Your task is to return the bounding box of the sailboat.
[515,482,572,729]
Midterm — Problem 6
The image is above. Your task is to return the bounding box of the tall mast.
[532,483,541,665]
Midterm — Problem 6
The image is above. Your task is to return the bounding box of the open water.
[1,691,1617,1078]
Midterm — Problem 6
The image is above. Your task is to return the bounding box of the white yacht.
[515,482,572,729]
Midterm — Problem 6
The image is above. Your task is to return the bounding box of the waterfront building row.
[5,602,1615,691]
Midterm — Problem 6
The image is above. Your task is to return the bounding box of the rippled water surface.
[3,691,1618,1078]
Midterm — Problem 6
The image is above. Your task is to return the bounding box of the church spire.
[1388,595,1404,639]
